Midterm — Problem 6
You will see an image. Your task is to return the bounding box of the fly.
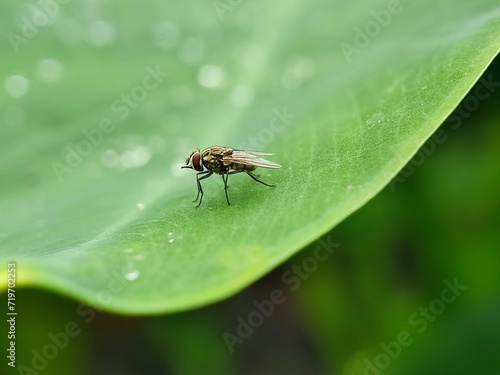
[182,146,281,207]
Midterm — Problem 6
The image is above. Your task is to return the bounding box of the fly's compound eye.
[191,151,203,171]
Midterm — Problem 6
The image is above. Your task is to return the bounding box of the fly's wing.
[226,150,282,169]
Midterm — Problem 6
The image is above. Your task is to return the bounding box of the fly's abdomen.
[230,162,256,172]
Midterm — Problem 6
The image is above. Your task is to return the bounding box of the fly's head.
[182,149,204,171]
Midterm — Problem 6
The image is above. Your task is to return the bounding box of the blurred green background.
[2,0,500,374]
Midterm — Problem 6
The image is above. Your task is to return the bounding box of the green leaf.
[1,0,499,314]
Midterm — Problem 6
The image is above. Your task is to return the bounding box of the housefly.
[182,146,281,207]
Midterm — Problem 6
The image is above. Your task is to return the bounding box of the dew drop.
[87,20,116,46]
[124,269,140,281]
[167,232,175,244]
[5,75,29,98]
[101,149,120,168]
[197,64,225,89]
[36,58,63,83]
[137,202,145,210]
[123,248,142,280]
[119,147,152,169]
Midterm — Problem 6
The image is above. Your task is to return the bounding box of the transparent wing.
[239,150,273,156]
[226,150,282,169]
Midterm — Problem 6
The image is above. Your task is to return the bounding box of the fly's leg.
[224,171,243,205]
[195,171,212,208]
[245,171,275,188]
[222,173,231,205]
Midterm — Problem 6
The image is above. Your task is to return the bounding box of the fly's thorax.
[202,147,227,174]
